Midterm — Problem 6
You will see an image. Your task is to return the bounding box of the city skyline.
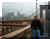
[0,0,49,17]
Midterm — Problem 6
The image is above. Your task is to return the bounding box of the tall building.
[48,1,50,35]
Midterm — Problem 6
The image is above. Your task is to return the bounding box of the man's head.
[34,16,38,20]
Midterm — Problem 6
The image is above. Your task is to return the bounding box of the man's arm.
[31,20,34,29]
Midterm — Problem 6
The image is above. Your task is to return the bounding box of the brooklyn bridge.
[0,19,48,39]
[0,0,50,39]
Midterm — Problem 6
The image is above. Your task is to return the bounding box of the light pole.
[35,0,38,16]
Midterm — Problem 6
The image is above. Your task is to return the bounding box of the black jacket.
[31,20,41,30]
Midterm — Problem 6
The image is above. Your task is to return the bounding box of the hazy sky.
[0,0,50,17]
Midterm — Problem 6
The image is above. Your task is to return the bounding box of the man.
[31,16,41,39]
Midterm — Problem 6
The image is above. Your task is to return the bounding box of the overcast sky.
[0,0,50,17]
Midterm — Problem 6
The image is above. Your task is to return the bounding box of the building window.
[42,9,46,19]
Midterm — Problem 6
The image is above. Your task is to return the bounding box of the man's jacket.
[31,20,41,30]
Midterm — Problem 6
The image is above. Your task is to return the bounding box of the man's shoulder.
[37,20,41,22]
[38,20,40,21]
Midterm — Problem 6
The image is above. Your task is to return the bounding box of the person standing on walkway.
[31,16,41,39]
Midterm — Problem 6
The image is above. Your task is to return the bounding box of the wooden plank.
[0,23,2,26]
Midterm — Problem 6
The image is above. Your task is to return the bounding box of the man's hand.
[0,36,2,39]
[31,26,34,30]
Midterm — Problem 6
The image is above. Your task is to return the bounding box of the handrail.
[0,23,28,27]
[2,25,31,38]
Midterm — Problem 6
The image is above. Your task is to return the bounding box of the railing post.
[23,30,26,39]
